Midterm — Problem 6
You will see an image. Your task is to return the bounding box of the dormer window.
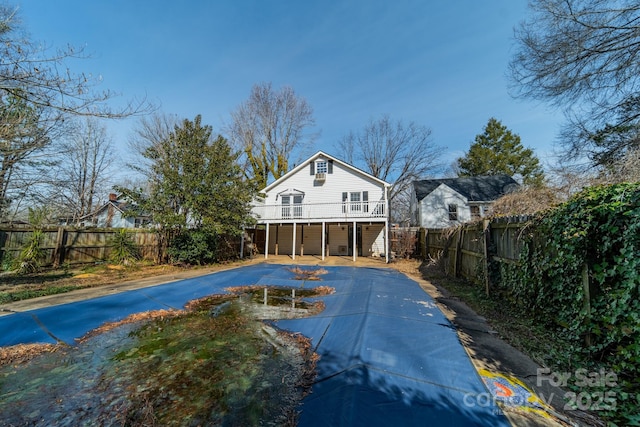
[310,158,333,176]
[316,160,328,174]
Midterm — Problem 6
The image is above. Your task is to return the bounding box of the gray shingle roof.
[413,175,519,202]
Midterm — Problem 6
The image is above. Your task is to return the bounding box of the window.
[281,195,291,218]
[341,191,369,214]
[282,194,303,218]
[448,204,458,221]
[470,206,481,220]
[316,160,327,174]
[134,217,150,228]
[293,195,303,218]
[350,192,361,212]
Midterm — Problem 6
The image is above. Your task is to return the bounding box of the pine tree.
[457,118,545,186]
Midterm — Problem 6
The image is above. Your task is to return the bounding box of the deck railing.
[251,200,387,222]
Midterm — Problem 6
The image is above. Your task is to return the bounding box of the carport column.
[264,223,269,260]
[353,220,357,262]
[385,185,390,263]
[321,221,326,260]
[292,222,297,260]
[385,220,390,263]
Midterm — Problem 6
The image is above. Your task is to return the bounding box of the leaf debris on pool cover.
[0,288,326,426]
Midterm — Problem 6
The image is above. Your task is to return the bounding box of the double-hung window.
[448,204,458,221]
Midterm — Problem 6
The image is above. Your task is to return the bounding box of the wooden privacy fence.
[418,216,530,295]
[0,227,159,267]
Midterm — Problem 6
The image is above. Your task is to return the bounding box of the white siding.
[268,224,302,255]
[301,225,322,255]
[419,184,469,229]
[362,224,385,256]
[328,224,349,255]
[257,152,389,260]
[263,155,385,208]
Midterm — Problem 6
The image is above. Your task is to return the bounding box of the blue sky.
[18,0,563,177]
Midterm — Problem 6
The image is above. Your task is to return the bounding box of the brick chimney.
[109,193,117,202]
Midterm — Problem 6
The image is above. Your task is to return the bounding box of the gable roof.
[77,198,149,222]
[261,150,391,192]
[413,175,519,202]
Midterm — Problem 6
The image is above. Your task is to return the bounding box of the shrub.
[16,229,46,274]
[109,229,140,265]
[15,207,50,273]
[167,229,218,265]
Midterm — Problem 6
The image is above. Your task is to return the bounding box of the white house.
[250,151,391,262]
[410,175,519,229]
[70,194,151,228]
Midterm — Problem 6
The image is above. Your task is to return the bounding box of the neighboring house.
[250,151,392,262]
[72,194,151,228]
[410,175,519,229]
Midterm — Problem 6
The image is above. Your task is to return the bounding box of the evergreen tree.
[457,118,545,186]
[118,115,255,261]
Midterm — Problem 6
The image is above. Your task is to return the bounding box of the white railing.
[252,200,387,222]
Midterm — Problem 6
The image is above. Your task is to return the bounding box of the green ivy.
[496,183,640,425]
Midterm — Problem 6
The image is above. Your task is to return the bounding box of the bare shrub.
[490,187,561,217]
[392,228,418,259]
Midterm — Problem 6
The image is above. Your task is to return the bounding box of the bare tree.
[0,93,52,214]
[509,0,640,166]
[0,6,147,119]
[609,146,640,183]
[0,5,150,217]
[338,115,442,223]
[54,118,116,223]
[227,82,316,188]
[127,113,180,178]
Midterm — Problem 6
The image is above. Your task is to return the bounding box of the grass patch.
[0,262,205,304]
[0,285,83,304]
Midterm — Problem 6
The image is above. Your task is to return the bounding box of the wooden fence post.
[483,219,491,296]
[582,263,592,347]
[453,227,463,278]
[52,227,67,268]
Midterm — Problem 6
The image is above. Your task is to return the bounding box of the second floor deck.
[251,200,388,223]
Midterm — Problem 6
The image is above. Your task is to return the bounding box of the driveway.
[0,263,510,426]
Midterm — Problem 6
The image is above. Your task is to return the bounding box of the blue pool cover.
[0,264,510,426]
